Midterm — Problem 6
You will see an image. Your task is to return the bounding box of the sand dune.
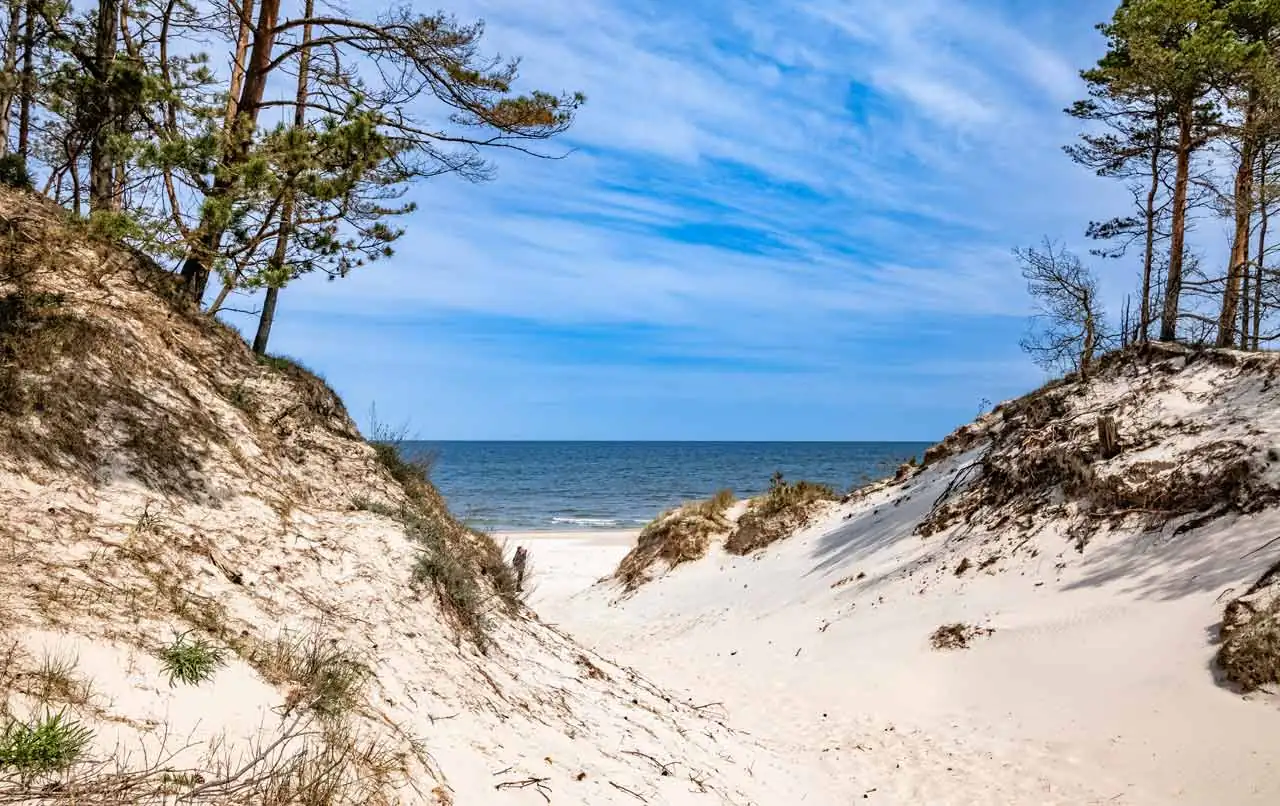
[516,349,1280,804]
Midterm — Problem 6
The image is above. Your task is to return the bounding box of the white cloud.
[245,0,1135,436]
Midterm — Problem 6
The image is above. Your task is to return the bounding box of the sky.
[223,0,1142,441]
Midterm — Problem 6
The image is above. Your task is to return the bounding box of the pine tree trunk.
[1141,108,1164,343]
[1256,150,1270,351]
[70,160,81,216]
[1219,95,1258,348]
[223,0,255,131]
[1241,253,1252,349]
[88,0,120,212]
[252,286,279,354]
[252,0,311,354]
[180,0,281,303]
[0,0,21,154]
[1161,107,1194,343]
[16,0,35,158]
[1081,299,1097,378]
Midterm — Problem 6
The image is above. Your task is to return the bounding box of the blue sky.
[224,0,1137,441]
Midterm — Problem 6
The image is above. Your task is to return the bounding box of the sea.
[401,441,932,532]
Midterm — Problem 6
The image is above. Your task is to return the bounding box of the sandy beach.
[496,347,1280,804]
[506,491,1280,804]
[496,530,638,604]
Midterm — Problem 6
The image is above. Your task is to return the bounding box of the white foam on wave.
[550,516,622,527]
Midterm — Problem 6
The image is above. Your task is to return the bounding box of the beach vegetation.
[616,490,737,589]
[1218,563,1280,692]
[723,473,837,555]
[29,651,93,706]
[157,631,227,687]
[929,623,994,651]
[0,709,94,779]
[249,630,367,720]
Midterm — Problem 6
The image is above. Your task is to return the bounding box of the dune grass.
[616,489,736,589]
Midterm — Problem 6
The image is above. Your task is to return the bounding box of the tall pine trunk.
[0,0,20,154]
[16,0,35,157]
[1242,250,1252,349]
[1161,106,1194,343]
[1218,93,1258,348]
[1256,151,1270,350]
[1082,304,1097,378]
[1140,108,1166,342]
[179,0,281,303]
[253,0,313,355]
[223,0,255,131]
[88,0,119,211]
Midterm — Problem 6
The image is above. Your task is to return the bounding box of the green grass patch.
[0,710,93,778]
[157,631,227,687]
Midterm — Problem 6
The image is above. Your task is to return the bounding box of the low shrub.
[0,155,33,191]
[1218,564,1280,692]
[615,490,736,589]
[724,473,837,555]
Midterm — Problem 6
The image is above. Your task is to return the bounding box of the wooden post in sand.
[513,545,529,592]
[1097,416,1121,460]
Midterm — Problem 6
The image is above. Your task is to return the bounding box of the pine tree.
[1066,75,1173,341]
[0,0,22,153]
[1216,0,1280,347]
[176,5,584,305]
[1090,0,1246,342]
[250,0,313,355]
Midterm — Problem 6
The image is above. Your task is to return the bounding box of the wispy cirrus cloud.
[224,0,1129,439]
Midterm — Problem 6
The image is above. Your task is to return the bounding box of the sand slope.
[526,348,1280,804]
[0,189,833,804]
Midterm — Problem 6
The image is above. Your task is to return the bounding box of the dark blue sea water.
[403,442,931,531]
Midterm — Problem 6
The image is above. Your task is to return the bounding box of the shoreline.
[494,529,638,603]
[494,528,639,539]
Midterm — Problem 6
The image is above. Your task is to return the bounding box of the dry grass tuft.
[364,428,520,647]
[250,630,369,722]
[25,652,94,707]
[1218,563,1280,692]
[615,490,736,589]
[929,623,994,651]
[723,473,837,555]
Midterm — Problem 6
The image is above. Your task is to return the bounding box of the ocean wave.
[549,516,624,527]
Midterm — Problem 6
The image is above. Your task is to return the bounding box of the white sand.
[0,191,837,805]
[6,207,1280,805]
[497,530,639,605]
[517,447,1280,804]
